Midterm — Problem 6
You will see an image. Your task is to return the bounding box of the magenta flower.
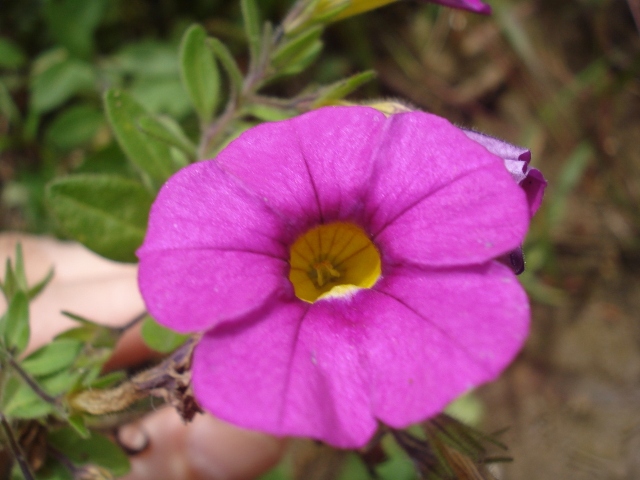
[462,129,546,273]
[138,106,539,448]
[324,0,492,21]
[423,0,491,14]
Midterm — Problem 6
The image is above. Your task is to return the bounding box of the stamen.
[313,261,341,287]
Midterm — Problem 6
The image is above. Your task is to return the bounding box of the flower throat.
[288,222,381,303]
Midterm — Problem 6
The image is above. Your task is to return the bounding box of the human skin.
[0,233,285,480]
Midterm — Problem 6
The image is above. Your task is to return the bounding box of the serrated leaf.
[207,37,244,95]
[46,174,154,262]
[311,70,376,107]
[103,89,176,189]
[136,115,196,159]
[241,0,262,69]
[4,291,30,354]
[21,339,83,377]
[141,316,190,353]
[48,427,131,476]
[179,24,220,125]
[30,58,95,114]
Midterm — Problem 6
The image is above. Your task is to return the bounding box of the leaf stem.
[0,413,36,480]
[7,356,59,405]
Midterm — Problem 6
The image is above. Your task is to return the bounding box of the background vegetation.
[1,0,639,478]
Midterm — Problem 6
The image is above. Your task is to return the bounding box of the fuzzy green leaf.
[136,114,196,159]
[277,39,323,78]
[311,70,376,107]
[141,316,190,353]
[272,25,323,69]
[48,427,131,476]
[241,0,262,69]
[103,89,176,189]
[21,339,83,377]
[27,267,54,301]
[30,58,95,114]
[46,104,105,150]
[3,291,30,354]
[207,37,244,95]
[46,174,153,262]
[0,38,26,69]
[179,24,220,125]
[1,377,55,419]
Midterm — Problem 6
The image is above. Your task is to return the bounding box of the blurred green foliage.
[1,0,639,478]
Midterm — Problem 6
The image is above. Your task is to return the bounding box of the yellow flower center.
[288,222,381,303]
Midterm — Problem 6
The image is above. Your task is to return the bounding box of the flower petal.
[138,250,288,333]
[138,161,290,332]
[422,0,491,14]
[363,262,529,427]
[216,107,387,232]
[192,298,377,448]
[463,129,547,215]
[366,112,529,268]
[138,161,287,256]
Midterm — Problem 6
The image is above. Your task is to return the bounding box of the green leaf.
[311,70,376,107]
[27,267,54,301]
[21,339,83,377]
[272,25,323,69]
[48,427,131,476]
[0,258,17,301]
[0,38,26,68]
[42,0,107,59]
[46,174,154,262]
[241,0,262,69]
[275,39,323,78]
[207,37,244,95]
[4,291,30,354]
[104,89,176,189]
[0,79,20,124]
[67,413,90,439]
[179,24,220,125]
[87,371,126,389]
[45,104,105,150]
[136,114,196,159]
[244,104,297,122]
[30,58,95,114]
[129,77,192,119]
[1,377,55,419]
[141,316,190,353]
[13,243,28,293]
[39,368,83,396]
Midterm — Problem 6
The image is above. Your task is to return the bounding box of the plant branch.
[0,414,35,480]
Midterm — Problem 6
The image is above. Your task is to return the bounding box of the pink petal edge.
[366,112,530,268]
[364,261,529,427]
